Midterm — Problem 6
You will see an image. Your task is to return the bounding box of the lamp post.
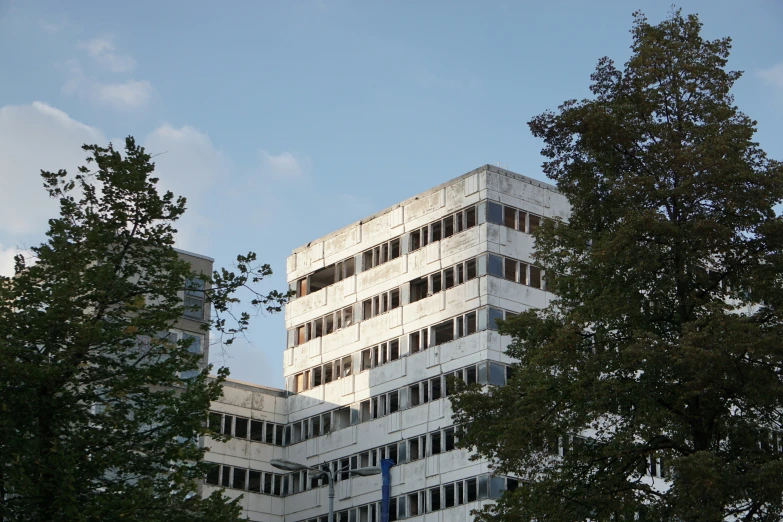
[271,458,381,522]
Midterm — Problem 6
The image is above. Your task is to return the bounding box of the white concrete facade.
[202,165,571,521]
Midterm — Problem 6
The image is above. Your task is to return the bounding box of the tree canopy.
[451,10,783,522]
[0,138,288,521]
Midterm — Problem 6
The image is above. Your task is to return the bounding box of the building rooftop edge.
[209,375,288,396]
[289,164,558,256]
[175,247,215,263]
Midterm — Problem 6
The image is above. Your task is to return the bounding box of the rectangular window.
[518,211,528,232]
[445,427,455,451]
[410,277,428,303]
[184,277,205,320]
[390,289,400,309]
[431,221,442,242]
[504,258,517,282]
[456,263,464,284]
[489,307,504,330]
[455,212,464,233]
[444,267,455,289]
[360,400,371,422]
[233,468,247,490]
[313,366,322,387]
[466,206,477,228]
[275,424,284,446]
[322,413,331,434]
[519,263,528,285]
[456,315,464,338]
[487,201,503,225]
[325,314,334,334]
[206,464,220,485]
[466,311,477,335]
[431,377,442,400]
[478,475,489,499]
[408,493,420,516]
[466,259,477,280]
[409,384,420,407]
[432,272,442,294]
[221,466,231,487]
[263,473,273,494]
[529,214,541,232]
[489,362,506,386]
[209,412,222,432]
[444,215,454,238]
[363,250,374,271]
[488,254,503,278]
[248,470,261,492]
[361,349,372,371]
[444,483,456,508]
[389,391,399,413]
[467,478,478,502]
[466,366,477,385]
[342,356,352,377]
[410,438,420,461]
[344,306,353,327]
[390,340,400,361]
[250,420,263,441]
[222,415,233,436]
[273,474,282,496]
[433,320,454,346]
[431,431,442,455]
[530,265,542,289]
[234,417,248,439]
[503,206,516,228]
[312,415,321,437]
[324,363,333,383]
[429,487,441,512]
[410,230,421,251]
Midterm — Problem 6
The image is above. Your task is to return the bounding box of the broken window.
[313,366,322,387]
[444,216,454,238]
[314,318,323,338]
[409,438,420,461]
[409,384,420,407]
[310,265,335,293]
[296,326,306,346]
[455,212,463,233]
[298,278,308,298]
[275,424,284,446]
[221,466,231,487]
[390,289,400,309]
[322,413,332,434]
[456,263,464,284]
[433,319,454,346]
[422,226,429,246]
[519,263,528,285]
[380,343,388,365]
[456,315,464,338]
[466,311,477,335]
[431,272,442,294]
[430,432,442,455]
[312,415,321,437]
[333,360,342,380]
[381,243,389,265]
[361,349,372,371]
[373,296,380,316]
[410,230,421,251]
[325,314,334,335]
[530,265,542,289]
[342,356,352,377]
[422,329,428,350]
[505,258,517,282]
[431,377,442,400]
[206,464,220,485]
[380,293,388,314]
[235,417,248,439]
[389,391,399,413]
[390,238,401,259]
[466,206,477,228]
[429,487,441,512]
[444,483,456,508]
[363,299,372,320]
[324,363,333,383]
[466,366,477,385]
[431,221,442,242]
[518,211,528,232]
[410,277,428,303]
[444,427,455,451]
[334,407,351,431]
[487,201,503,225]
[250,420,263,441]
[504,206,516,228]
[362,250,373,271]
[529,214,541,233]
[488,254,503,278]
[222,415,234,436]
[360,400,371,422]
[410,331,420,353]
[444,267,455,289]
[389,340,399,360]
[466,258,477,280]
[248,470,261,492]
[344,306,353,327]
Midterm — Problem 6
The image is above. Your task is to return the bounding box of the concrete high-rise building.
[202,165,570,521]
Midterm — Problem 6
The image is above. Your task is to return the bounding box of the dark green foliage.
[0,138,289,521]
[451,10,783,522]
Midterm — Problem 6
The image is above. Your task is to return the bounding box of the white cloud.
[0,102,106,237]
[758,63,783,90]
[64,62,154,110]
[260,150,309,178]
[82,36,136,73]
[0,244,18,277]
[143,124,230,252]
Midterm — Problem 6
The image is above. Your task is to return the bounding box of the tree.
[450,10,783,522]
[0,138,289,521]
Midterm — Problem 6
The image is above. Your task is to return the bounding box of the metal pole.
[327,469,335,522]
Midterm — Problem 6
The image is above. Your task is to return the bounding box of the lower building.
[202,166,568,521]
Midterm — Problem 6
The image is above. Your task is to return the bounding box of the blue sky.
[1,0,782,388]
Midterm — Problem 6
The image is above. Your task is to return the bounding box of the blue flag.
[380,458,395,522]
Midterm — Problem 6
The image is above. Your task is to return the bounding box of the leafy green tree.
[451,10,783,522]
[0,138,289,521]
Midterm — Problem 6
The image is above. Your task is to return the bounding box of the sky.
[1,0,782,389]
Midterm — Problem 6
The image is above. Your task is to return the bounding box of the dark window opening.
[444,267,455,289]
[431,432,442,455]
[250,420,263,441]
[410,277,428,303]
[518,211,528,232]
[431,377,442,400]
[235,417,248,439]
[488,254,503,278]
[504,206,516,228]
[466,259,477,280]
[431,222,442,242]
[410,230,421,251]
[444,216,454,238]
[431,272,442,294]
[390,239,401,259]
[530,265,542,289]
[434,320,454,346]
[466,206,477,228]
[505,258,517,282]
[487,202,503,225]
